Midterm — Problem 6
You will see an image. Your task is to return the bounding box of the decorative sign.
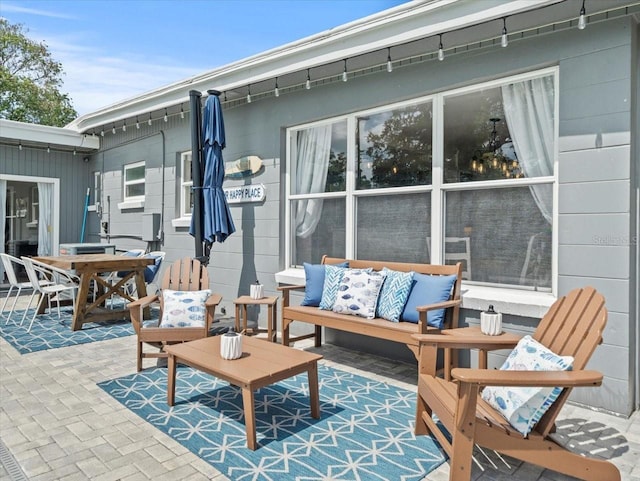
[224,184,266,204]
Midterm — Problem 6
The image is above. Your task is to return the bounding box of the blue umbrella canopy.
[190,91,235,253]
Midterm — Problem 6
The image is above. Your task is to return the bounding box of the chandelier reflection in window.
[470,118,523,179]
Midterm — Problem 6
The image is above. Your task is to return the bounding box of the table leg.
[242,305,248,333]
[167,355,176,406]
[235,304,241,333]
[308,362,320,419]
[71,273,92,331]
[479,349,488,369]
[242,386,257,450]
[134,271,151,319]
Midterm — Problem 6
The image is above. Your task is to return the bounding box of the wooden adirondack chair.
[413,286,620,481]
[128,257,222,371]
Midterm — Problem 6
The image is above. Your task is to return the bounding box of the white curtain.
[294,124,332,238]
[502,76,554,223]
[37,182,53,256]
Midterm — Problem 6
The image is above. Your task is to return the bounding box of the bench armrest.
[415,298,460,313]
[452,368,603,388]
[277,284,306,307]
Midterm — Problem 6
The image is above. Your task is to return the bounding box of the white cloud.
[1,4,77,19]
[46,36,203,116]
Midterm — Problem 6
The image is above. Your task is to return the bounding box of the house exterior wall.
[89,17,636,415]
[0,145,92,247]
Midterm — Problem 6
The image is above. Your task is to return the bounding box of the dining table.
[34,253,154,331]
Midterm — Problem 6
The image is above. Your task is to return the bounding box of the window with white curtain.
[123,161,145,201]
[286,68,556,290]
[179,151,193,218]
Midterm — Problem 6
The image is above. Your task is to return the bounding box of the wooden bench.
[278,256,463,362]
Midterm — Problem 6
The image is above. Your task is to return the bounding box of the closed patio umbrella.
[189,90,235,264]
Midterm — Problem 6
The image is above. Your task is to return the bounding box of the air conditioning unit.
[59,243,116,256]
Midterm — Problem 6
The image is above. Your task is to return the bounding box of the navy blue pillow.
[401,274,457,328]
[301,261,348,307]
[143,254,163,283]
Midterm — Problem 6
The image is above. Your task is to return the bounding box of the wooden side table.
[234,295,278,342]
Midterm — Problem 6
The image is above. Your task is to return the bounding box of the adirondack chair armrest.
[277,284,305,307]
[205,293,223,309]
[451,368,604,388]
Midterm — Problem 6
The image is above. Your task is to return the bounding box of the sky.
[2,0,409,116]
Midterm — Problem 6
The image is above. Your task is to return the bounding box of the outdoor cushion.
[143,254,163,283]
[376,268,414,322]
[481,335,574,437]
[159,289,211,328]
[401,273,457,328]
[332,269,387,319]
[319,265,349,310]
[301,261,349,307]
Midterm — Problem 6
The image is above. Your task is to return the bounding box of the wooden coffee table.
[164,336,323,450]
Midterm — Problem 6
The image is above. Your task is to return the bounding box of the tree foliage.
[0,18,77,126]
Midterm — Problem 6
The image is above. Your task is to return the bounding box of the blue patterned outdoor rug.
[99,364,445,481]
[0,308,136,354]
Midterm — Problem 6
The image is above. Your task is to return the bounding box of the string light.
[100,129,104,137]
[578,0,587,29]
[386,47,393,72]
[501,17,509,47]
[148,113,152,126]
[47,145,50,153]
[438,34,445,61]
[224,91,228,102]
[112,123,116,134]
[122,123,126,132]
[246,84,252,103]
[180,105,185,119]
[274,77,280,97]
[342,59,348,82]
[136,116,140,129]
[305,69,311,90]
[18,142,22,151]
[73,148,77,156]
[163,109,168,122]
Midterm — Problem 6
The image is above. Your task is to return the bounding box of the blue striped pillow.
[376,268,414,322]
[319,265,348,310]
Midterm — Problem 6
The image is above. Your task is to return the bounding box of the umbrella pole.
[189,90,205,262]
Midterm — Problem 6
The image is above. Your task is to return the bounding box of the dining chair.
[20,257,80,332]
[1,253,53,324]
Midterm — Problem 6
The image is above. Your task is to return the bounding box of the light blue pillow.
[159,289,211,328]
[319,265,349,310]
[376,268,414,322]
[332,270,387,319]
[401,273,457,328]
[301,261,348,307]
[481,335,574,437]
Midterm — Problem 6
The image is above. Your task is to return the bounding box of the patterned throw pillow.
[481,335,574,437]
[332,269,387,319]
[319,265,349,310]
[376,268,414,322]
[159,289,211,328]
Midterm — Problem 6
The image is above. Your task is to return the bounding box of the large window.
[286,68,556,291]
[123,161,145,201]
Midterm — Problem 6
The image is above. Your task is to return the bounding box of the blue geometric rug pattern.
[99,364,445,481]
[0,308,136,354]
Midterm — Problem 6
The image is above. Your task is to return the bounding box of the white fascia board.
[0,119,100,150]
[68,0,561,133]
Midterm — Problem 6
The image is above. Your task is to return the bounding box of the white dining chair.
[1,253,53,324]
[21,257,80,332]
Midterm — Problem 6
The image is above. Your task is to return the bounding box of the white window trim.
[281,67,559,314]
[172,151,193,228]
[123,160,146,203]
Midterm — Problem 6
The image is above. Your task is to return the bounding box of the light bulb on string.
[100,129,104,137]
[136,117,140,129]
[501,17,509,47]
[148,114,152,126]
[578,0,587,29]
[305,69,311,90]
[274,78,280,97]
[342,59,348,82]
[163,109,168,122]
[438,34,445,61]
[112,123,116,135]
[246,85,252,103]
[122,123,126,132]
[180,105,185,119]
[386,47,393,73]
